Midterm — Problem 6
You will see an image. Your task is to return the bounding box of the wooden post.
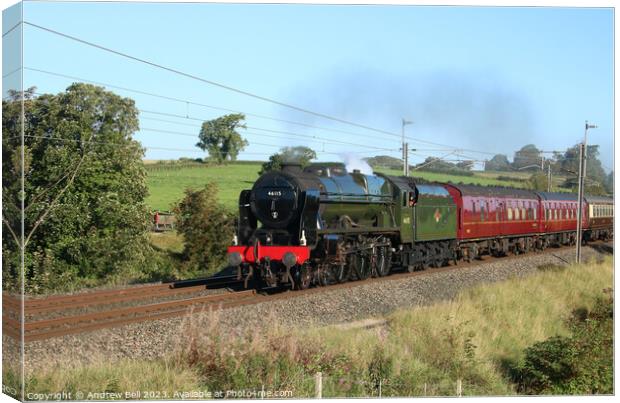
[315,372,322,399]
[379,379,382,398]
[456,379,462,397]
[423,383,427,396]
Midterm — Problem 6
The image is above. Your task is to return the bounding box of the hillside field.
[145,162,565,211]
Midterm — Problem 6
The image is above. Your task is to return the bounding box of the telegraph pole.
[402,118,413,176]
[576,120,597,263]
[547,162,551,192]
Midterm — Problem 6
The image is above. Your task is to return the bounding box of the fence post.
[423,383,427,396]
[379,379,382,398]
[315,372,322,399]
[456,379,462,397]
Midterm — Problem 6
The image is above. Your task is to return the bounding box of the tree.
[456,160,474,171]
[604,171,613,193]
[196,113,248,163]
[173,183,234,275]
[485,154,511,171]
[528,172,549,191]
[557,144,608,195]
[513,144,542,171]
[259,146,317,174]
[2,83,156,292]
[365,155,403,170]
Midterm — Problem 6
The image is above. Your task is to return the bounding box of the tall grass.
[174,256,612,397]
[15,256,613,398]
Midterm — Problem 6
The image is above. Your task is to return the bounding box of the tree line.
[486,144,613,194]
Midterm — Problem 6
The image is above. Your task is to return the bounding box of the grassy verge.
[11,256,612,398]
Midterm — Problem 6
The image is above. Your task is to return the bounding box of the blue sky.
[2,1,614,171]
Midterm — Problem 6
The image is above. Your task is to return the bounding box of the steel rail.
[3,290,257,342]
[1,242,610,343]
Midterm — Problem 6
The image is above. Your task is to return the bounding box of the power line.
[25,66,403,143]
[16,134,393,157]
[2,21,21,37]
[2,67,22,79]
[24,21,412,138]
[18,92,401,154]
[23,90,393,152]
[138,109,393,150]
[24,64,515,157]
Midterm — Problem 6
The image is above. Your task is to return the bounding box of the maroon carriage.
[443,184,541,259]
[535,192,583,246]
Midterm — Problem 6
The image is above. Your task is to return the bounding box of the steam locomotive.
[227,163,613,290]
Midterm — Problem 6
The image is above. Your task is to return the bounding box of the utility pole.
[402,118,413,176]
[547,162,552,192]
[404,142,409,175]
[576,120,597,263]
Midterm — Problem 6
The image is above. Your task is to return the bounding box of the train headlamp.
[282,252,298,268]
[228,251,243,267]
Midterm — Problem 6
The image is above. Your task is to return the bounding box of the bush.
[174,183,235,275]
[514,291,613,395]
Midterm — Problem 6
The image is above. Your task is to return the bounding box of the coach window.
[472,201,476,215]
[533,206,537,220]
[507,207,513,220]
[515,207,520,220]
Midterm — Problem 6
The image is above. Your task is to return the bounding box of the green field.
[146,163,262,211]
[145,162,566,211]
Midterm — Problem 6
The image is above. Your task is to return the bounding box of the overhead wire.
[23,21,413,139]
[23,22,511,157]
[137,109,395,150]
[2,21,21,37]
[25,66,390,141]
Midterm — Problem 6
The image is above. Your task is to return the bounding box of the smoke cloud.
[281,68,538,155]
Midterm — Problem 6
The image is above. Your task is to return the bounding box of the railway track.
[2,242,610,342]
